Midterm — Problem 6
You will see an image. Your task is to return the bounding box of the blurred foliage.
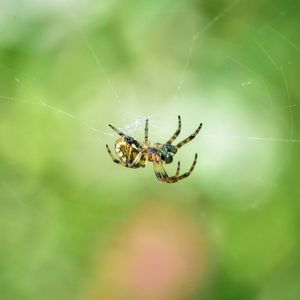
[1,0,300,299]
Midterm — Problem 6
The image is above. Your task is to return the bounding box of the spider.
[106,116,202,183]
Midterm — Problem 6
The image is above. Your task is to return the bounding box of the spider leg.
[153,161,169,181]
[137,153,149,168]
[165,153,197,183]
[144,118,149,144]
[155,154,197,183]
[166,115,181,144]
[176,123,202,149]
[130,151,144,167]
[108,124,125,137]
[143,154,149,168]
[106,144,122,164]
[175,161,180,176]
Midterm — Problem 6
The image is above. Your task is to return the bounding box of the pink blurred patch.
[87,202,208,300]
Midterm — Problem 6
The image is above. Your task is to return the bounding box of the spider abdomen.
[115,138,141,165]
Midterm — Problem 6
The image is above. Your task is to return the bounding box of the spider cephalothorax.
[106,116,202,183]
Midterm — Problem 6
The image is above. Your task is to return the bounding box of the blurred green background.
[1,0,300,299]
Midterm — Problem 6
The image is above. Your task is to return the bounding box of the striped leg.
[108,124,125,137]
[130,151,144,167]
[163,154,197,183]
[166,115,181,144]
[176,123,202,149]
[106,144,120,164]
[175,161,180,176]
[144,118,149,144]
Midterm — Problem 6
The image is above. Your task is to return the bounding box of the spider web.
[1,0,300,208]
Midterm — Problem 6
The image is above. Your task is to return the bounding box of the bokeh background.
[1,0,300,299]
